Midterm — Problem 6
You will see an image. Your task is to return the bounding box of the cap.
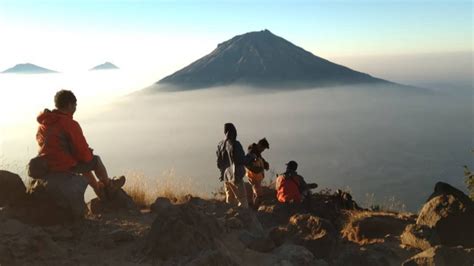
[258,138,269,149]
[286,160,298,171]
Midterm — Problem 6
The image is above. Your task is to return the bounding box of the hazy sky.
[0,0,471,76]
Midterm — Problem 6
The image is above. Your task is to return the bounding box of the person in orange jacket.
[276,160,317,204]
[36,90,125,199]
[246,138,270,207]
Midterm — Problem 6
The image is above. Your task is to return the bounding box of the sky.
[0,0,472,78]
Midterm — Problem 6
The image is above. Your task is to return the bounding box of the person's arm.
[299,175,318,190]
[233,141,253,166]
[67,120,93,162]
[262,157,270,170]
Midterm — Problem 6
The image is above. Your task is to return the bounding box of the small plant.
[464,165,474,200]
[123,169,200,208]
[363,192,406,213]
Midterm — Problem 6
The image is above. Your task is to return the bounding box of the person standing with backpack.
[216,123,252,208]
[246,138,270,207]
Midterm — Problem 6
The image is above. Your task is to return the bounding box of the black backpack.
[216,140,230,171]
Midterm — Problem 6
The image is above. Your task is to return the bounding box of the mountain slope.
[2,63,58,74]
[89,62,119,71]
[156,30,389,90]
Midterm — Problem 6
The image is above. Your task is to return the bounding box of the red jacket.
[36,109,93,172]
[276,173,303,203]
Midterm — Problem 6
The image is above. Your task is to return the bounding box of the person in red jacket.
[276,161,317,204]
[36,90,125,199]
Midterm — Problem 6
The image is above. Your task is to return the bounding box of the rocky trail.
[0,170,473,265]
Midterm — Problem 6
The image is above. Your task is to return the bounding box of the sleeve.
[298,175,309,192]
[262,157,270,170]
[67,120,93,162]
[235,141,256,166]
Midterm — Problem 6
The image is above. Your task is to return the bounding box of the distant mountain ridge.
[156,30,391,90]
[2,63,58,74]
[89,62,119,71]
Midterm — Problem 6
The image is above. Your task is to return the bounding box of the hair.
[54,90,77,109]
[224,123,237,140]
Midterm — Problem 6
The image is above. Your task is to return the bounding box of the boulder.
[239,230,276,252]
[427,181,472,203]
[0,217,67,265]
[225,207,265,236]
[88,188,139,215]
[271,244,328,266]
[287,213,339,260]
[150,197,172,213]
[401,224,441,251]
[257,202,303,227]
[402,246,474,266]
[186,249,238,266]
[23,172,88,225]
[143,202,223,261]
[334,243,403,266]
[269,226,289,246]
[0,170,27,206]
[342,212,413,244]
[416,183,474,247]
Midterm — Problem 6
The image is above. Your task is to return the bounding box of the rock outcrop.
[342,212,414,244]
[88,188,139,215]
[22,172,88,225]
[143,201,223,263]
[416,182,474,248]
[402,246,474,266]
[279,213,339,260]
[401,224,441,251]
[0,215,68,265]
[0,170,27,206]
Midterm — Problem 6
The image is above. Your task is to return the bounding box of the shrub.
[464,165,474,200]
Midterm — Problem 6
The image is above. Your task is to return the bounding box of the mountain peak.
[1,63,57,74]
[157,30,387,90]
[90,62,119,71]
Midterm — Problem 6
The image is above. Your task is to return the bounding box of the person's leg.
[82,171,105,199]
[91,156,111,185]
[72,155,124,197]
[234,178,249,208]
[224,181,238,205]
[253,179,263,207]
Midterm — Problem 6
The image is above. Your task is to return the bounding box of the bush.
[464,165,474,200]
[123,169,199,208]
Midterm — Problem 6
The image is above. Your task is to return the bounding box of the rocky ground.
[0,170,473,266]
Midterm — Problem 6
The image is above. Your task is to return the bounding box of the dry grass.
[123,169,201,208]
[363,192,407,213]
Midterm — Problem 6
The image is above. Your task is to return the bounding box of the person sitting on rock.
[36,90,125,199]
[276,160,317,204]
[245,138,270,207]
[216,123,253,208]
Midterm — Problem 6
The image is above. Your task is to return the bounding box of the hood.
[37,109,71,125]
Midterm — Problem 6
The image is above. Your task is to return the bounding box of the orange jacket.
[36,109,93,172]
[276,173,303,203]
[246,157,265,182]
